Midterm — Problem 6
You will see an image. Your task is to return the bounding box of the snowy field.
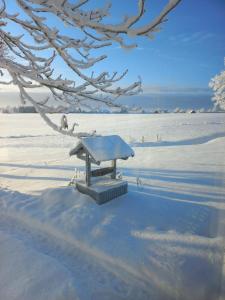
[0,113,225,300]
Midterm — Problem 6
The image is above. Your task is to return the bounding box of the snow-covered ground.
[0,113,225,300]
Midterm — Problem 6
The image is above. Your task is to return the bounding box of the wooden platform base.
[76,178,128,205]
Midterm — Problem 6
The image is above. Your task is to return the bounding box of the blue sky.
[0,0,225,109]
[106,0,225,90]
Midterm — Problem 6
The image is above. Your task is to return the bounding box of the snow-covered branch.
[0,0,181,136]
[209,58,225,111]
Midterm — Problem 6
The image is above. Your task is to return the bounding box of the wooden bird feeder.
[69,135,134,204]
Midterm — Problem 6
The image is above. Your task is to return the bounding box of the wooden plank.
[91,167,114,177]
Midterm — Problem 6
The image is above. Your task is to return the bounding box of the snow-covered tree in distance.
[209,58,225,111]
[0,0,181,137]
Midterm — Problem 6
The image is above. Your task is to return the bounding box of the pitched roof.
[69,135,134,163]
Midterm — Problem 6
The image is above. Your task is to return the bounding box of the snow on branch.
[209,58,225,111]
[0,0,181,137]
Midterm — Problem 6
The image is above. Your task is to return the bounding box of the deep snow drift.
[0,113,225,300]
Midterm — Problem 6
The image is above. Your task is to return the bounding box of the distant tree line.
[0,106,37,113]
[0,105,222,114]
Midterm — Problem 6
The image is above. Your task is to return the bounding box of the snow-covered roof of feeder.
[69,135,134,165]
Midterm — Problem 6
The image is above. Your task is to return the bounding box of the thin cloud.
[114,46,145,50]
[143,85,211,95]
[169,31,216,44]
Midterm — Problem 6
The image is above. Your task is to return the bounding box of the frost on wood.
[0,0,181,137]
[209,58,225,111]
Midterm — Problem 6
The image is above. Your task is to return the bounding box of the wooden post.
[86,154,91,186]
[111,159,116,179]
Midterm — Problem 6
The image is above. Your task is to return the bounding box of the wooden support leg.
[111,159,116,179]
[86,154,91,186]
